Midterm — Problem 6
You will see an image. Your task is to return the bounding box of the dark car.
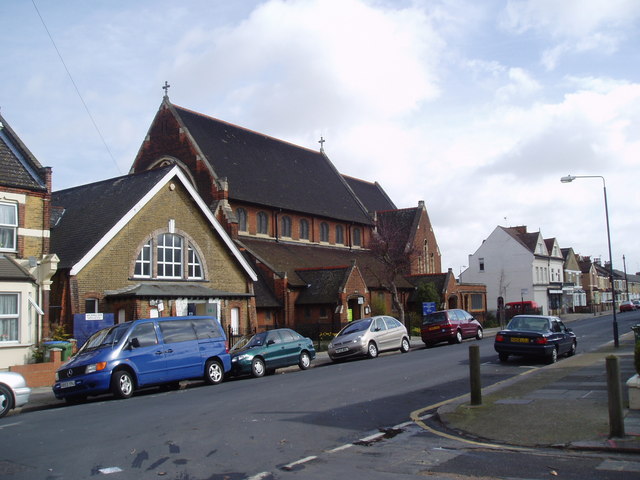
[421,309,483,347]
[494,315,576,364]
[620,301,636,312]
[229,328,316,378]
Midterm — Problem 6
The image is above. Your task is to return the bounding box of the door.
[230,308,240,335]
[551,319,573,354]
[278,329,302,367]
[263,330,285,368]
[126,322,167,386]
[157,320,202,381]
[372,317,391,350]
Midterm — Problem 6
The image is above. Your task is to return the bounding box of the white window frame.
[134,239,152,278]
[157,233,183,279]
[0,293,19,342]
[0,202,18,252]
[187,244,203,279]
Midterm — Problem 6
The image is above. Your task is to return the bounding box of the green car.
[229,328,316,378]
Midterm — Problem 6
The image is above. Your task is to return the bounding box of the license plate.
[510,337,529,343]
[429,326,440,331]
[60,380,76,389]
[335,347,349,353]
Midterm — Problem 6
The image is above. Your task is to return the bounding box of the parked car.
[53,316,230,402]
[633,300,640,309]
[620,301,636,312]
[0,371,31,418]
[327,316,410,362]
[421,309,483,347]
[494,315,577,364]
[229,328,316,378]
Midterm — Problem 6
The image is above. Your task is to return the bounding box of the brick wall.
[10,349,63,388]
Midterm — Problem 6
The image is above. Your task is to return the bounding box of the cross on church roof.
[319,136,325,153]
[162,81,170,98]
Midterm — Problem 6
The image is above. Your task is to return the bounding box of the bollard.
[469,344,482,406]
[606,355,625,438]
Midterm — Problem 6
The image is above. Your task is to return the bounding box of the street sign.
[422,302,436,315]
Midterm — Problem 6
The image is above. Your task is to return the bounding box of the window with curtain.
[299,219,309,240]
[0,203,17,251]
[0,293,19,342]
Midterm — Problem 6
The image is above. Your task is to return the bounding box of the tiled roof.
[0,113,47,191]
[51,166,174,269]
[296,266,350,304]
[239,237,413,290]
[502,226,540,254]
[172,105,373,225]
[342,175,396,213]
[0,255,34,281]
[376,207,420,250]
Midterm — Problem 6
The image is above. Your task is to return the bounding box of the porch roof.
[104,283,253,299]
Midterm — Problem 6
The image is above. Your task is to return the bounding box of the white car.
[0,371,31,418]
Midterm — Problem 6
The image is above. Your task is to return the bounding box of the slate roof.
[51,166,174,269]
[296,266,350,305]
[342,175,396,213]
[0,113,47,191]
[0,255,34,281]
[501,226,541,254]
[172,105,373,225]
[376,207,420,250]
[104,283,252,299]
[239,237,413,290]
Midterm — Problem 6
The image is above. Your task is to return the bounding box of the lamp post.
[560,175,619,347]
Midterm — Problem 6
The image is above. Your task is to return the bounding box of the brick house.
[49,165,257,340]
[129,96,442,332]
[0,112,58,368]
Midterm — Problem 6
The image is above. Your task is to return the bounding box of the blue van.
[53,316,230,402]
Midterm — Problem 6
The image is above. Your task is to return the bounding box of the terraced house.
[0,113,58,368]
[129,93,454,336]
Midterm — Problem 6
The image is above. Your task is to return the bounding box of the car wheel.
[547,347,558,364]
[299,351,311,370]
[367,342,379,359]
[0,384,14,418]
[567,341,577,357]
[111,370,134,399]
[454,330,463,344]
[204,359,224,385]
[476,328,483,340]
[251,357,266,378]
[498,353,509,362]
[400,337,410,353]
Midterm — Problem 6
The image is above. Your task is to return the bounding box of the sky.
[2,0,640,277]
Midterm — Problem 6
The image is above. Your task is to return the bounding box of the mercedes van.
[53,316,230,402]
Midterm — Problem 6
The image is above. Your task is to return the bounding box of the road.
[1,311,639,479]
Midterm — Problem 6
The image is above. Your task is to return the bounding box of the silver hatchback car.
[328,316,410,361]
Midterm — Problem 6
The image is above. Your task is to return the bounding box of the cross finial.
[162,81,171,98]
[319,136,325,153]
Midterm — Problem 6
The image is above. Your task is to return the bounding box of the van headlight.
[85,362,107,374]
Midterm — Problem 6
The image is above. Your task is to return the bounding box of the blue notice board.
[422,302,436,315]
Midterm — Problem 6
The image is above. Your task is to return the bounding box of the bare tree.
[367,212,419,326]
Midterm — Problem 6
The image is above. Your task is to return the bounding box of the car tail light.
[534,337,548,345]
[495,334,504,342]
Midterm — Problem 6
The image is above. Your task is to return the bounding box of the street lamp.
[560,174,619,347]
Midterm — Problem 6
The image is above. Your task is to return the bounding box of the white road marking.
[281,455,318,470]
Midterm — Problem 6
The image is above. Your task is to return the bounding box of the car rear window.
[422,312,447,325]
[191,318,224,339]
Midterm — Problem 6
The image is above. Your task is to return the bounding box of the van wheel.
[204,360,224,385]
[299,351,311,370]
[0,384,14,418]
[251,357,266,378]
[367,342,378,359]
[400,337,410,353]
[111,370,134,399]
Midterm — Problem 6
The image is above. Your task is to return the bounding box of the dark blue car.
[53,316,231,402]
[494,315,577,364]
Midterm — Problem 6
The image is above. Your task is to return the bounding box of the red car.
[421,309,483,347]
[620,301,636,312]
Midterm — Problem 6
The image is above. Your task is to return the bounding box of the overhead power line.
[31,0,122,175]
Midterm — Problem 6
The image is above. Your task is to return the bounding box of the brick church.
[129,93,443,336]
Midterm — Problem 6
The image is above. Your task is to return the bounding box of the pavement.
[14,313,640,454]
